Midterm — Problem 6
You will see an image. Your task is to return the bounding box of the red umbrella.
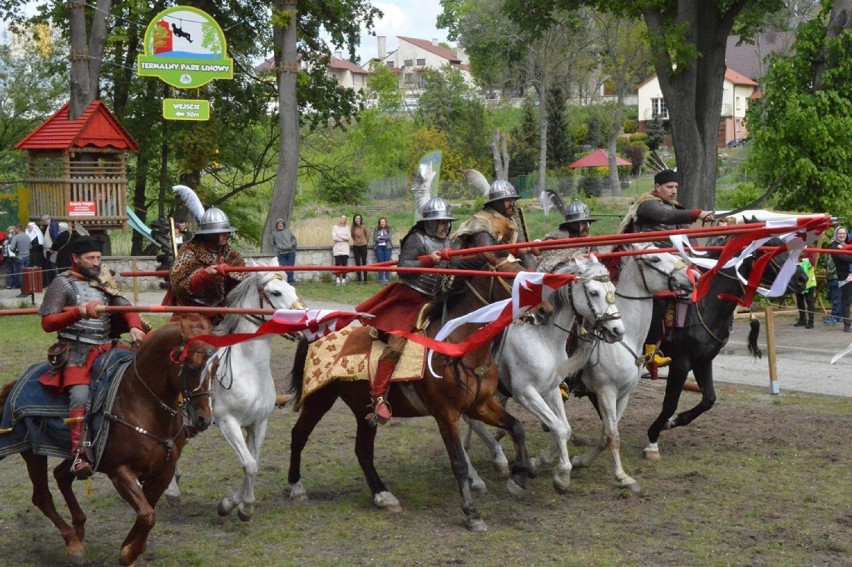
[569,148,630,168]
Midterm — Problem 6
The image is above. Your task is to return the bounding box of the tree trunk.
[643,2,746,210]
[814,0,852,89]
[607,92,625,197]
[68,0,111,119]
[537,81,549,194]
[492,129,509,180]
[264,0,299,253]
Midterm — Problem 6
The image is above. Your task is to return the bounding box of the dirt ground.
[1,338,850,567]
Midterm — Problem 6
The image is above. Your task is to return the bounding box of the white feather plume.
[539,190,568,216]
[172,185,206,222]
[464,169,491,197]
[411,161,436,216]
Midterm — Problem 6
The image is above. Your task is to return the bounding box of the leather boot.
[644,343,670,369]
[68,406,93,479]
[794,314,806,327]
[367,358,395,426]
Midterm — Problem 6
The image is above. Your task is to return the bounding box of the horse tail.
[0,381,15,421]
[288,336,309,404]
[747,317,762,359]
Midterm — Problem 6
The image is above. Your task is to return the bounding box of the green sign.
[163,98,210,121]
[138,6,233,89]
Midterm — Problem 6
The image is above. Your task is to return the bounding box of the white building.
[373,36,473,96]
[636,68,758,147]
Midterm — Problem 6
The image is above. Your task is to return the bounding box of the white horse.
[166,264,305,521]
[464,254,625,494]
[465,245,692,494]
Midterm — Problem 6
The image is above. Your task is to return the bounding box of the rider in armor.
[39,236,147,479]
[452,178,536,271]
[168,206,249,315]
[620,169,714,378]
[355,196,457,425]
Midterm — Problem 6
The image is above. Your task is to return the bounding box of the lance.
[0,305,300,317]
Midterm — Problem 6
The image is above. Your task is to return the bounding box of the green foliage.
[546,83,575,168]
[622,118,638,133]
[574,124,589,145]
[509,98,539,177]
[645,117,665,151]
[416,67,492,174]
[746,10,852,216]
[316,167,369,205]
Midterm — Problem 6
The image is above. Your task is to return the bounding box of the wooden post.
[131,259,139,305]
[764,306,780,395]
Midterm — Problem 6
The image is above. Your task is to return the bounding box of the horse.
[165,269,305,520]
[463,247,683,494]
[0,314,214,566]
[642,236,808,459]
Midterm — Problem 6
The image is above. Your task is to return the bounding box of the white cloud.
[356,0,449,63]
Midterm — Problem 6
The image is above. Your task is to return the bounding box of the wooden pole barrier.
[131,259,139,305]
[764,305,780,395]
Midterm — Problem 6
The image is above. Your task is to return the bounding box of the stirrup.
[71,456,93,480]
[365,397,392,427]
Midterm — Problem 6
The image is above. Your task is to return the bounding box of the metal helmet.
[195,207,237,235]
[559,199,597,230]
[420,197,456,222]
[486,179,520,206]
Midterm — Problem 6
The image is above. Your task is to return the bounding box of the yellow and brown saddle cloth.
[300,327,428,404]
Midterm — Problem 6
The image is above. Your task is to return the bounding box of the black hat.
[69,236,103,256]
[654,169,678,185]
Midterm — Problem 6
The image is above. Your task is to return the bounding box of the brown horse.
[288,269,528,532]
[0,314,214,566]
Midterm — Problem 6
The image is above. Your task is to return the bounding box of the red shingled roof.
[329,56,368,74]
[397,36,461,63]
[16,100,139,152]
[724,68,758,87]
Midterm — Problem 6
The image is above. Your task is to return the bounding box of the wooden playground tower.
[15,100,138,250]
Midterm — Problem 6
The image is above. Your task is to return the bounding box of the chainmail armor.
[398,229,451,296]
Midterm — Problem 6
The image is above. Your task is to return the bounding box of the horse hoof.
[528,457,541,476]
[66,547,85,566]
[217,499,233,517]
[289,482,309,502]
[506,478,526,498]
[373,491,402,512]
[552,475,571,495]
[466,518,488,532]
[493,460,510,476]
[469,478,488,494]
[623,481,641,494]
[643,448,661,461]
[237,509,252,522]
[165,493,181,507]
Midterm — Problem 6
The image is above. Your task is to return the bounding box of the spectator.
[10,224,32,297]
[824,227,847,324]
[272,218,298,285]
[174,221,192,248]
[26,222,45,269]
[331,214,350,286]
[49,222,72,280]
[793,252,818,329]
[351,213,369,283]
[373,217,394,285]
[828,226,852,332]
[3,226,16,289]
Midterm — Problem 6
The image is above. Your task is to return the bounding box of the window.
[386,61,394,68]
[404,73,414,85]
[651,97,668,119]
[416,58,426,66]
[403,59,413,67]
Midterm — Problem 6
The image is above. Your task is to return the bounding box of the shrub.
[316,168,369,205]
[622,118,638,134]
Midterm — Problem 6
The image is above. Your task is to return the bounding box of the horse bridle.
[561,269,622,337]
[616,254,690,301]
[105,340,214,458]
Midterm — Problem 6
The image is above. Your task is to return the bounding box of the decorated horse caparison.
[165,266,305,522]
[287,263,538,532]
[0,315,214,566]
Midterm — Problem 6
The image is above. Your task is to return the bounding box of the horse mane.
[175,313,213,340]
[217,274,261,334]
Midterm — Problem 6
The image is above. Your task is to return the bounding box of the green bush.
[623,118,638,134]
[316,168,369,205]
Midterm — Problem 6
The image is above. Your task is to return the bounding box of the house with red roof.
[636,67,759,148]
[328,53,369,91]
[374,36,472,98]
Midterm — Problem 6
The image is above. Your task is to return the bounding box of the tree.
[546,83,574,168]
[746,0,852,216]
[264,0,381,252]
[504,0,786,209]
[645,116,666,151]
[509,98,539,177]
